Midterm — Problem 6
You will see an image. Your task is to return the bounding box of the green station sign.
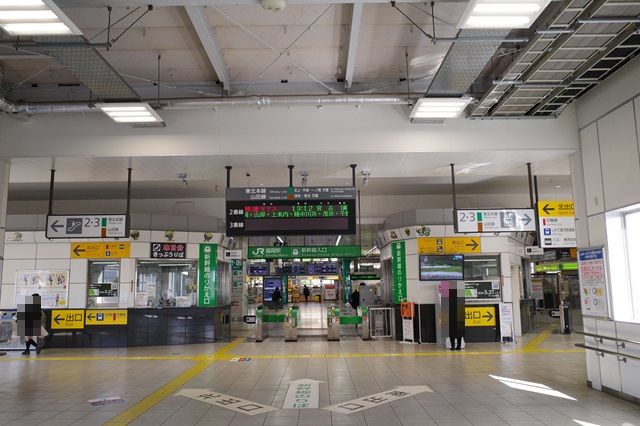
[350,273,380,281]
[534,262,578,273]
[248,245,361,260]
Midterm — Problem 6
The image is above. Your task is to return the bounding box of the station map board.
[226,187,356,236]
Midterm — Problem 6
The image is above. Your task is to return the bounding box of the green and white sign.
[248,245,361,259]
[391,241,407,303]
[198,244,218,307]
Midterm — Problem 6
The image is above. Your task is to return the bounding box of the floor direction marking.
[283,378,322,409]
[175,389,278,416]
[323,385,432,415]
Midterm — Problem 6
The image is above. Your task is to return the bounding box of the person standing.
[272,287,282,308]
[19,293,44,355]
[349,287,360,311]
[303,285,310,303]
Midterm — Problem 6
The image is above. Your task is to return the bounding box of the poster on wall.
[499,303,514,342]
[391,241,407,303]
[198,244,218,307]
[15,270,69,308]
[230,259,244,319]
[578,247,609,318]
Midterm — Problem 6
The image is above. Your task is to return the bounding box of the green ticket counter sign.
[391,241,407,303]
[248,245,361,259]
[198,244,218,307]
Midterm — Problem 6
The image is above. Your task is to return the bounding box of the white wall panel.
[405,255,418,280]
[35,259,70,271]
[69,259,88,284]
[598,102,640,210]
[580,124,605,215]
[2,259,36,284]
[36,243,70,259]
[587,214,607,247]
[67,283,86,309]
[3,244,36,260]
[131,242,149,259]
[0,284,15,309]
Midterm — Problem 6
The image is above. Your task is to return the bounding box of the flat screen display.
[262,276,283,302]
[419,255,464,281]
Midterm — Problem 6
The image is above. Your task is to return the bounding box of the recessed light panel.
[96,102,164,125]
[0,0,82,36]
[410,97,474,120]
[459,0,552,29]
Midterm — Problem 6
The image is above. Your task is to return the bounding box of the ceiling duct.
[426,29,511,95]
[30,35,139,101]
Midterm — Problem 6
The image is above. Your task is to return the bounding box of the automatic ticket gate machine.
[284,305,299,342]
[327,305,340,341]
[255,305,299,342]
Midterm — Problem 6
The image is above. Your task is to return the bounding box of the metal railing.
[575,331,640,363]
[369,307,394,340]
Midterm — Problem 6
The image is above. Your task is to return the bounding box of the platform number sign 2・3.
[199,244,218,307]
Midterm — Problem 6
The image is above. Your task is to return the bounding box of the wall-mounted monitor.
[419,254,464,281]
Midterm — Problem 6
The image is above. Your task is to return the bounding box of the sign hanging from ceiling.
[455,209,535,233]
[537,200,577,248]
[247,245,361,260]
[225,187,357,236]
[70,242,130,259]
[46,214,128,239]
[417,237,481,254]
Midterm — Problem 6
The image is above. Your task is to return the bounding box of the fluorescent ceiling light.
[0,0,81,36]
[460,0,551,29]
[410,97,474,120]
[95,102,164,125]
[335,235,342,246]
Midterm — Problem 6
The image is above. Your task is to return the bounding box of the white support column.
[0,161,9,306]
[344,0,363,90]
[185,5,231,92]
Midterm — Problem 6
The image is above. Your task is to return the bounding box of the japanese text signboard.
[51,309,84,329]
[537,200,577,248]
[151,242,186,259]
[456,209,536,233]
[417,237,481,254]
[46,214,128,239]
[578,247,609,318]
[464,306,496,327]
[247,245,361,260]
[199,244,218,307]
[391,241,407,304]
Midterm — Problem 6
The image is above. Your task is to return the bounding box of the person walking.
[303,285,310,303]
[349,287,361,311]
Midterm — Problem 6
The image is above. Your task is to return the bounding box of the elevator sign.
[46,214,128,239]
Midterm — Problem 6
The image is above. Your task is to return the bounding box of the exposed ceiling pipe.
[0,94,411,116]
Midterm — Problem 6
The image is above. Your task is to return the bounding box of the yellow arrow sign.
[71,242,130,259]
[465,306,496,327]
[418,237,481,254]
[538,200,574,217]
[51,309,85,329]
[85,309,128,325]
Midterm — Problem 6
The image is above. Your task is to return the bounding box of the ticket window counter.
[135,260,198,308]
[87,261,120,308]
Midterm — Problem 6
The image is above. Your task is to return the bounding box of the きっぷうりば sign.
[150,242,186,259]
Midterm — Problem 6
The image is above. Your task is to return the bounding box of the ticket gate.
[327,305,340,341]
[284,305,299,342]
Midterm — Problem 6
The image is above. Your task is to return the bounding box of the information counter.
[44,306,231,348]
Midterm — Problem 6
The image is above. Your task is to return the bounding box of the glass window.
[624,209,640,320]
[135,260,198,308]
[464,256,500,281]
[87,261,120,308]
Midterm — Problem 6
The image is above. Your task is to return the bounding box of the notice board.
[578,247,609,318]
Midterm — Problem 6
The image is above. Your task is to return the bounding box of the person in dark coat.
[449,289,465,350]
[303,285,310,302]
[349,288,360,310]
[19,293,43,355]
[272,287,282,307]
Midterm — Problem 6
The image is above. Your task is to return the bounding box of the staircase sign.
[537,201,576,248]
[46,214,128,239]
[455,209,536,233]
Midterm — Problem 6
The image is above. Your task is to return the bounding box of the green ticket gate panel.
[284,306,299,342]
[361,306,370,340]
[255,306,266,342]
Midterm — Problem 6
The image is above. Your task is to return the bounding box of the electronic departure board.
[226,187,357,236]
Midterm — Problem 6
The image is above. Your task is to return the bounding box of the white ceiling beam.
[56,0,465,6]
[184,5,230,91]
[344,0,362,90]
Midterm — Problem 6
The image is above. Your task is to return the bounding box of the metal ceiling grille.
[32,36,139,101]
[426,29,511,95]
[472,0,640,117]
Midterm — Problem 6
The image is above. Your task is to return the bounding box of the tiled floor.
[1,326,639,426]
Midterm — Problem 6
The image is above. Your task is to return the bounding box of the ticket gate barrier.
[255,306,285,342]
[338,306,370,340]
[327,305,340,341]
[284,305,299,342]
